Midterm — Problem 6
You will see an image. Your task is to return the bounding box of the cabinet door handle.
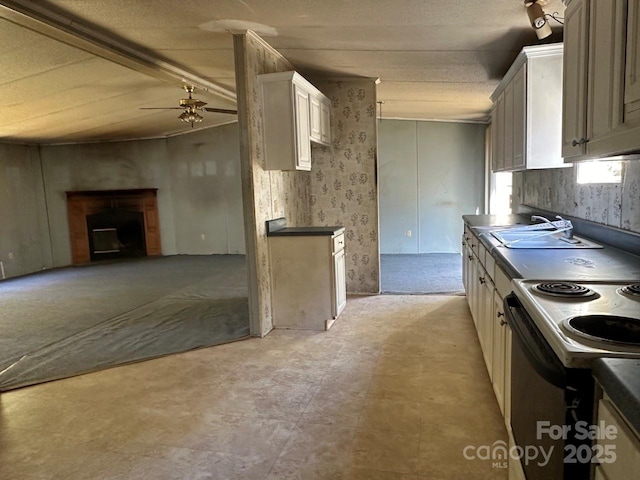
[572,138,589,147]
[468,255,473,261]
[497,311,504,317]
[500,320,507,326]
[479,276,485,285]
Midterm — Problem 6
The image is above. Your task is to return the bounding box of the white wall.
[379,119,486,254]
[167,123,245,254]
[0,143,53,278]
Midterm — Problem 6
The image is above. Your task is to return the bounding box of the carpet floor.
[381,253,464,295]
[0,255,249,391]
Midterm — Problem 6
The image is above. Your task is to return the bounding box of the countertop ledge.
[463,214,640,281]
[593,358,640,436]
[267,226,345,237]
[266,217,345,237]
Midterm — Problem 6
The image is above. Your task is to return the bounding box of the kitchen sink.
[490,230,602,249]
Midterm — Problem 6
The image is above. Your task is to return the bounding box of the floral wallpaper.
[309,79,380,294]
[234,31,311,336]
[513,160,640,233]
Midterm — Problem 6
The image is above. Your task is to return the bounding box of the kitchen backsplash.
[309,79,380,294]
[513,160,640,234]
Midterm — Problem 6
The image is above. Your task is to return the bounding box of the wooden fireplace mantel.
[66,188,162,264]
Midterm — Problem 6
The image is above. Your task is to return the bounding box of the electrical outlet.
[200,234,206,240]
[8,252,14,260]
[406,230,412,237]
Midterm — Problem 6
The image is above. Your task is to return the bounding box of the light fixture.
[525,1,553,40]
[178,108,203,127]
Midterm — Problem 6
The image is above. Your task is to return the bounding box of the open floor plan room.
[0,295,507,480]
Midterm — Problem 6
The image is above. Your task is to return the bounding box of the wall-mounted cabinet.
[491,44,565,172]
[259,71,331,171]
[563,0,640,160]
[310,93,331,146]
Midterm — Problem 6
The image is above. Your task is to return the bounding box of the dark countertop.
[267,226,345,237]
[463,214,640,281]
[265,217,345,237]
[593,358,640,435]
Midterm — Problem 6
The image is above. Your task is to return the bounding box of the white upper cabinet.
[563,0,640,160]
[491,44,565,172]
[309,93,332,146]
[259,71,331,171]
[562,0,590,158]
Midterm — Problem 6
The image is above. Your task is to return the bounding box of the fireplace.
[87,209,146,261]
[66,189,161,264]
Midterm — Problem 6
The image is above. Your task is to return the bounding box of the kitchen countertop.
[593,358,640,435]
[266,216,345,237]
[463,214,640,281]
[267,226,345,237]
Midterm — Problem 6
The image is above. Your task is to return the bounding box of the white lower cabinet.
[463,224,514,457]
[333,247,347,317]
[269,231,346,330]
[595,398,640,480]
[478,270,495,379]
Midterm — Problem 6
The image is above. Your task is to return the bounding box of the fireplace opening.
[86,209,146,261]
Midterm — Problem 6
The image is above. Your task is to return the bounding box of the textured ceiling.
[0,0,565,144]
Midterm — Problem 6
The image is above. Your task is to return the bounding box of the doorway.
[378,119,486,294]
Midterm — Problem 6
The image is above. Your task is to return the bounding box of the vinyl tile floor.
[0,295,508,480]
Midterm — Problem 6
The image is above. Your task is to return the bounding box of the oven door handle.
[504,293,566,389]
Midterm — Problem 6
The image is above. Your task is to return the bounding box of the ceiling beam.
[0,0,237,104]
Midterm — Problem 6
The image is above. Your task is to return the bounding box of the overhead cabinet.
[563,0,640,160]
[490,44,565,172]
[259,71,331,171]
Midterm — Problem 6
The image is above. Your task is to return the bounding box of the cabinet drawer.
[494,266,511,299]
[484,250,495,281]
[468,232,480,256]
[333,233,345,253]
[478,243,487,268]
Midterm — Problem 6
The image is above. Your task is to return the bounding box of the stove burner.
[620,283,640,298]
[564,315,640,346]
[534,282,597,299]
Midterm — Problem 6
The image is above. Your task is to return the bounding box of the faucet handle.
[531,215,552,224]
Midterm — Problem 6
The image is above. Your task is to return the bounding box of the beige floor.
[0,295,508,480]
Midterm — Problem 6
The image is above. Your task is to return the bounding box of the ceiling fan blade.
[139,107,184,110]
[203,107,238,114]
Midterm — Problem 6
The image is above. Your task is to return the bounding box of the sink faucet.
[531,215,552,224]
[530,214,574,239]
[555,215,574,239]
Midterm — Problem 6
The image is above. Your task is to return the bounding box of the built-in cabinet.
[491,44,565,172]
[563,0,640,160]
[594,396,640,479]
[269,230,346,330]
[310,93,331,145]
[462,226,512,420]
[259,71,331,171]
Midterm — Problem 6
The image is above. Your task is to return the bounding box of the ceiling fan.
[140,86,237,127]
